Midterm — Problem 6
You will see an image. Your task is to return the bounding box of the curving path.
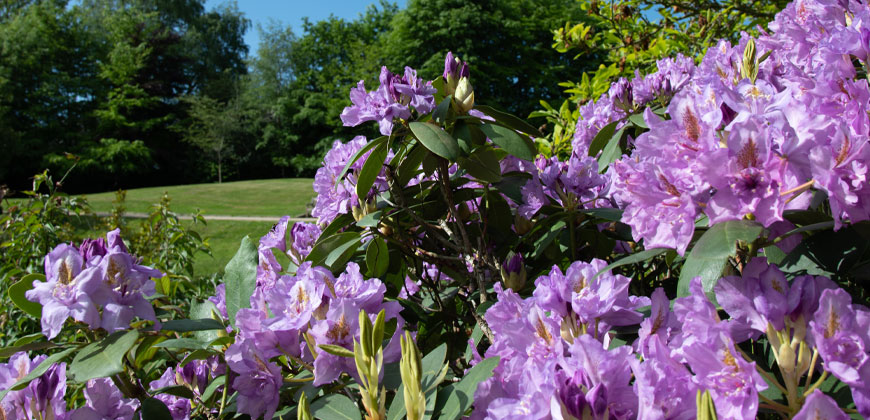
[93,212,316,223]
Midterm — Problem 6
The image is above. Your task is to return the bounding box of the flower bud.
[796,340,811,375]
[454,77,475,114]
[515,213,533,235]
[443,52,470,95]
[500,253,526,291]
[741,38,758,83]
[778,341,795,373]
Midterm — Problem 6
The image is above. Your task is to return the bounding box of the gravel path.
[93,212,316,223]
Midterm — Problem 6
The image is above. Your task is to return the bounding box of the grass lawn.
[192,219,279,276]
[5,178,316,277]
[75,178,316,217]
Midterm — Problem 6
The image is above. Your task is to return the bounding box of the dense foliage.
[5,0,870,418]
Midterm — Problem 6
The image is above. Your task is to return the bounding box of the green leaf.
[68,330,139,383]
[677,220,763,298]
[318,344,355,358]
[628,112,648,129]
[597,126,626,172]
[577,207,623,222]
[309,393,361,420]
[457,147,502,183]
[152,338,208,350]
[306,232,362,270]
[140,398,173,420]
[587,120,618,157]
[224,236,258,327]
[189,300,222,343]
[479,123,536,161]
[593,248,668,280]
[0,347,76,401]
[0,339,57,358]
[319,214,356,239]
[398,144,430,187]
[432,95,452,125]
[356,139,389,200]
[151,384,195,399]
[365,236,389,278]
[356,210,383,228]
[475,104,544,137]
[409,122,460,160]
[161,318,225,332]
[9,273,44,318]
[200,374,226,402]
[335,136,388,189]
[435,357,500,420]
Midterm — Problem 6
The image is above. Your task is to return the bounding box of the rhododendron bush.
[6,0,870,418]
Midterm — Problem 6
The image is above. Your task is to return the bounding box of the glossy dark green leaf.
[356,139,389,200]
[189,300,222,343]
[161,318,225,332]
[307,232,365,269]
[479,123,536,161]
[432,95,452,124]
[151,384,195,399]
[335,136,388,188]
[458,147,502,183]
[475,104,544,137]
[9,273,44,318]
[140,398,173,420]
[587,120,619,157]
[69,330,139,383]
[365,236,389,278]
[398,144,430,187]
[310,393,361,420]
[409,122,459,160]
[152,338,208,350]
[200,375,226,402]
[435,357,500,420]
[677,220,763,298]
[224,236,258,327]
[597,126,626,172]
[0,339,56,358]
[593,248,668,280]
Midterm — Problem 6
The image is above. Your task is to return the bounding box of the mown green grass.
[192,219,278,276]
[76,178,316,217]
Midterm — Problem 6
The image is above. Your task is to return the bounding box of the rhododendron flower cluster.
[551,0,870,255]
[25,229,161,339]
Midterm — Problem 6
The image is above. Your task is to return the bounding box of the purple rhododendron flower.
[150,368,192,420]
[26,243,100,339]
[70,378,138,420]
[793,390,849,420]
[0,353,66,420]
[226,340,283,420]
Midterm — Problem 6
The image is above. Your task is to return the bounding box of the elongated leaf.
[224,236,258,327]
[0,340,57,358]
[140,398,173,420]
[628,112,648,129]
[410,122,459,160]
[587,120,619,157]
[398,144,430,187]
[306,232,361,268]
[69,330,139,383]
[0,347,76,401]
[310,393,361,420]
[677,220,763,298]
[435,357,500,420]
[319,344,354,358]
[593,248,668,280]
[200,375,226,402]
[356,140,389,200]
[335,136,388,188]
[597,126,626,172]
[365,237,389,278]
[457,147,502,183]
[9,273,43,318]
[577,207,623,222]
[189,300,222,343]
[153,338,208,350]
[324,237,362,270]
[432,95,452,124]
[162,318,225,332]
[479,123,536,161]
[151,385,195,399]
[475,104,544,137]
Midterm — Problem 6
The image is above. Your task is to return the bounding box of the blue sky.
[204,0,388,55]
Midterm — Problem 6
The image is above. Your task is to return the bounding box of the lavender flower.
[70,378,138,420]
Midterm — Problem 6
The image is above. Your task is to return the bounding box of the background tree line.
[0,0,783,194]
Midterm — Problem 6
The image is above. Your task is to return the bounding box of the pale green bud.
[455,77,475,113]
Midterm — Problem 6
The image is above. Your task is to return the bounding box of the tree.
[183,94,250,183]
[383,0,589,117]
